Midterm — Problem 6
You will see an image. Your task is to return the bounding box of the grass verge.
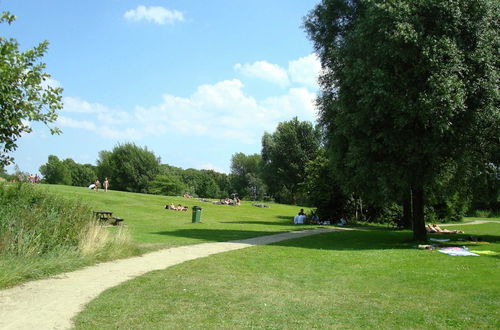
[74,223,500,329]
[0,183,141,288]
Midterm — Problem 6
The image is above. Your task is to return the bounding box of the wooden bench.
[109,217,124,226]
[93,211,124,225]
[93,210,113,222]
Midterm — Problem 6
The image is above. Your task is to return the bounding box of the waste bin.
[192,206,202,223]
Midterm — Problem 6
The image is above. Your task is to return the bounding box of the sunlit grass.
[74,223,500,329]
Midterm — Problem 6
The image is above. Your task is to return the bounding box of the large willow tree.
[305,0,499,240]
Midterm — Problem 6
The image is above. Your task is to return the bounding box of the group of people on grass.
[27,174,41,184]
[165,203,189,211]
[90,178,109,192]
[293,209,342,226]
[214,198,240,205]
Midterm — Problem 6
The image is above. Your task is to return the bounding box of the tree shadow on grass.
[151,229,277,242]
[151,227,500,255]
[218,220,294,226]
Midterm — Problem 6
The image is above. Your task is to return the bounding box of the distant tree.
[261,117,321,204]
[148,173,187,196]
[201,169,229,198]
[95,151,113,181]
[39,155,71,185]
[0,12,63,166]
[230,153,265,199]
[301,150,348,220]
[70,163,96,187]
[305,0,499,240]
[97,143,160,193]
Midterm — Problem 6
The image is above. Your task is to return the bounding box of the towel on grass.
[438,247,479,256]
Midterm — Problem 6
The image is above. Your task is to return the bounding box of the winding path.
[0,228,348,330]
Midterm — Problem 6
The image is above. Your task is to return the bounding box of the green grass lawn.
[0,184,310,288]
[74,222,500,329]
[41,184,313,247]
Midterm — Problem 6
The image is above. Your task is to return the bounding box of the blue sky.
[2,0,321,175]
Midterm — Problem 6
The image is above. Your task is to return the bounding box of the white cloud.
[134,79,316,144]
[58,55,318,146]
[288,54,321,88]
[198,163,226,173]
[124,6,184,25]
[234,61,290,87]
[56,116,96,131]
[62,97,131,124]
[262,88,317,118]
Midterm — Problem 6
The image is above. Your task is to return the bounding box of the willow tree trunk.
[412,185,427,240]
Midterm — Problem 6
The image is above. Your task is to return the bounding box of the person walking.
[103,178,109,192]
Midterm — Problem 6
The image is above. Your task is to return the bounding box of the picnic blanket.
[438,247,479,257]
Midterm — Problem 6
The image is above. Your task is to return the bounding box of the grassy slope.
[0,184,307,288]
[74,223,500,329]
[41,184,312,247]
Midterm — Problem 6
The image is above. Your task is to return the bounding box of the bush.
[0,182,92,256]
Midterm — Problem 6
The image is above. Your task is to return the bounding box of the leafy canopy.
[305,0,499,239]
[0,12,63,166]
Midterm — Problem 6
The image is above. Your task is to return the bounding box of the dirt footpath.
[0,228,347,330]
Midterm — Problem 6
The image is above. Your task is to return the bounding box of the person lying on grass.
[164,204,187,211]
[426,224,464,234]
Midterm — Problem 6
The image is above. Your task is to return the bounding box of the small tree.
[0,12,63,166]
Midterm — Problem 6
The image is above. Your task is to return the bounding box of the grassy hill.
[0,184,311,288]
[41,184,312,247]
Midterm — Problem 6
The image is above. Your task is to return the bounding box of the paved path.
[440,220,498,226]
[0,228,348,330]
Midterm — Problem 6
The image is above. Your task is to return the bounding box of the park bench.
[93,211,124,226]
[109,217,124,226]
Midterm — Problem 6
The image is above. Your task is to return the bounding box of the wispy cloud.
[59,55,318,146]
[288,54,321,88]
[124,6,185,25]
[234,54,321,89]
[234,61,290,87]
[134,79,316,144]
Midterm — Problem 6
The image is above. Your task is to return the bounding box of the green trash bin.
[192,206,202,223]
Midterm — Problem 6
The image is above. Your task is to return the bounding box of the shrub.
[0,182,92,256]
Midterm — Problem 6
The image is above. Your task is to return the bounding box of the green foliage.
[0,12,63,166]
[180,168,222,198]
[148,173,187,196]
[305,0,499,239]
[261,117,320,204]
[97,143,160,193]
[39,155,96,186]
[301,150,348,220]
[39,155,72,185]
[0,182,92,256]
[230,152,266,199]
[469,163,500,213]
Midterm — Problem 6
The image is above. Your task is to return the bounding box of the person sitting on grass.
[294,209,306,224]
